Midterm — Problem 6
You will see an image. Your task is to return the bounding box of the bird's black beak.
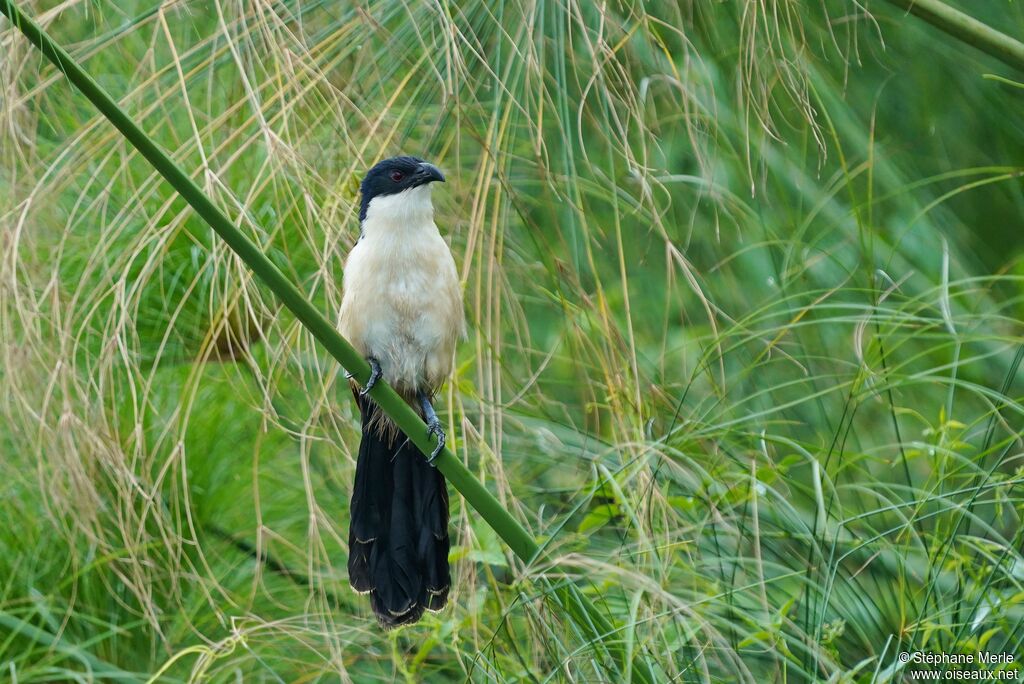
[415,162,445,184]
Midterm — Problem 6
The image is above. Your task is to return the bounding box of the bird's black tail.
[348,395,450,629]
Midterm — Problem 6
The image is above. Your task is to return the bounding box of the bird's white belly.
[360,268,448,388]
[339,228,461,394]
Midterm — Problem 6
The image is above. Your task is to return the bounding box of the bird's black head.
[359,156,445,222]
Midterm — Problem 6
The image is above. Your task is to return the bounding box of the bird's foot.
[359,356,382,396]
[417,391,445,465]
[425,418,445,464]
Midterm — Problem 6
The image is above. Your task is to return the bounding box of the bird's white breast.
[339,186,463,394]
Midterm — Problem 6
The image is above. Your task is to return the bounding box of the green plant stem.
[0,1,655,681]
[883,0,1024,71]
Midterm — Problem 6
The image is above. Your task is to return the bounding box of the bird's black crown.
[359,156,445,221]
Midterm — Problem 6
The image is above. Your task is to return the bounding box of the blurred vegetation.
[2,0,1024,681]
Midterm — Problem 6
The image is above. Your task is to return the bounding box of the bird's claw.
[359,357,382,396]
[417,390,445,465]
[425,419,445,464]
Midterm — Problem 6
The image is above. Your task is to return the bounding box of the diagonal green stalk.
[0,1,655,681]
[883,0,1024,71]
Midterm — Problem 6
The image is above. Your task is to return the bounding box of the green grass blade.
[0,612,140,682]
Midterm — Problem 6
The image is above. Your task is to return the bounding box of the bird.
[338,155,464,629]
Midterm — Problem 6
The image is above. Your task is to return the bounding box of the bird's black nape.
[359,156,445,222]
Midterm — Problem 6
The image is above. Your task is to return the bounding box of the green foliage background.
[2,0,1024,681]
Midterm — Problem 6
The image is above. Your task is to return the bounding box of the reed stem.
[883,0,1024,71]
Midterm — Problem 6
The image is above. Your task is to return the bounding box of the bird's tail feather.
[348,394,450,629]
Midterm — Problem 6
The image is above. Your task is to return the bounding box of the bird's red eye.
[390,171,404,182]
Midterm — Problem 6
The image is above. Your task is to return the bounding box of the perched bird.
[339,156,464,628]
